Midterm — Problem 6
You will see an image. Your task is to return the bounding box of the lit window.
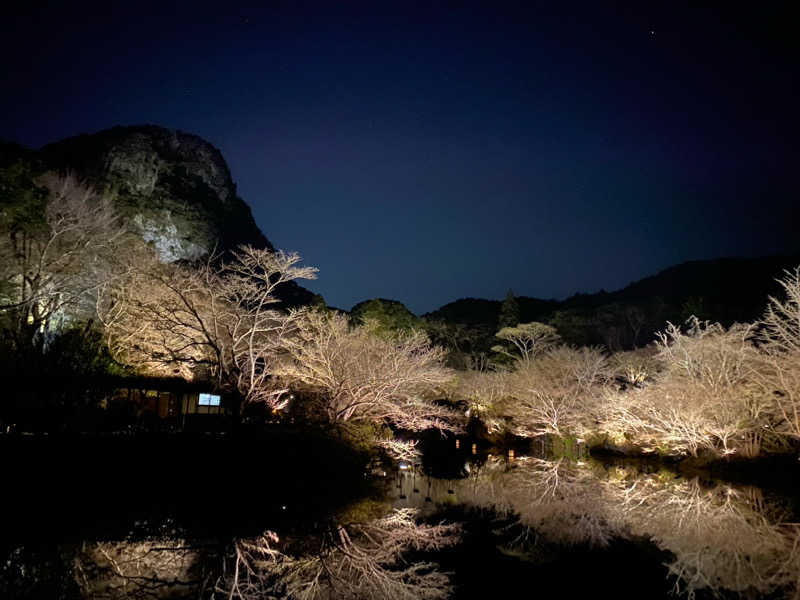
[198,393,221,406]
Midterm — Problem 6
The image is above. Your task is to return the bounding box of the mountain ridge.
[420,253,800,350]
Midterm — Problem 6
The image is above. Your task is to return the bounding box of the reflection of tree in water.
[447,456,800,599]
[213,508,460,600]
[618,477,800,599]
[0,534,215,599]
[457,457,620,548]
[74,537,210,599]
[5,460,799,599]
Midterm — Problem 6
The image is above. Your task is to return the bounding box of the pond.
[2,434,799,599]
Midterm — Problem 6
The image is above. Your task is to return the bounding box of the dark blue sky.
[2,2,797,313]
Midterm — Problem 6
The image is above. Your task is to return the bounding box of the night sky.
[2,2,797,314]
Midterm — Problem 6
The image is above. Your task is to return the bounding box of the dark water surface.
[2,433,799,599]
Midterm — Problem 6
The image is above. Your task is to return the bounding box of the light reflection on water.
[391,453,800,598]
[3,449,800,599]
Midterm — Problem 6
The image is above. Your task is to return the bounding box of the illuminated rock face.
[40,125,273,262]
[38,125,314,305]
[131,211,207,263]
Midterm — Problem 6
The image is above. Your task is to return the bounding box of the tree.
[498,289,520,329]
[273,310,460,434]
[349,298,422,337]
[761,265,800,355]
[99,245,317,408]
[450,369,510,434]
[492,322,561,364]
[423,319,491,370]
[757,266,800,441]
[1,172,124,351]
[503,345,610,437]
[599,318,769,457]
[0,171,131,426]
[547,309,596,347]
[594,303,650,351]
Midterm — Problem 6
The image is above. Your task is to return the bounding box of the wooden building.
[106,377,231,432]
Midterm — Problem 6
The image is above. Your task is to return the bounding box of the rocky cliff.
[35,125,314,305]
[40,126,271,260]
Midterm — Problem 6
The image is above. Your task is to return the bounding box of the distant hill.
[599,256,797,318]
[424,297,559,329]
[423,254,800,351]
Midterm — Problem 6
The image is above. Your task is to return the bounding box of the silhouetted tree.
[349,298,422,337]
[498,289,520,329]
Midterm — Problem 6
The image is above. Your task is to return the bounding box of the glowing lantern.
[455,439,460,449]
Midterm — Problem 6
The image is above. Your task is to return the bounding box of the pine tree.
[498,290,520,329]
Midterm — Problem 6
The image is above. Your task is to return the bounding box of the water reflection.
[1,527,217,600]
[3,451,799,599]
[392,455,800,598]
[213,507,460,600]
[74,537,209,599]
[621,476,800,597]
